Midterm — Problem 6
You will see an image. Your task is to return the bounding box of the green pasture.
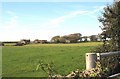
[2,42,102,77]
[3,43,16,46]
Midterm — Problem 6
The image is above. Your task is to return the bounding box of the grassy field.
[2,42,102,77]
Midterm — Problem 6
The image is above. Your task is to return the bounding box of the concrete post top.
[86,53,96,55]
[86,53,97,70]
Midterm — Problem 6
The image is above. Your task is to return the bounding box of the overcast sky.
[1,1,113,41]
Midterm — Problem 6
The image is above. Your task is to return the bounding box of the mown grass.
[2,42,102,77]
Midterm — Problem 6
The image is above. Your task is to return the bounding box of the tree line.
[0,33,102,46]
[51,33,102,43]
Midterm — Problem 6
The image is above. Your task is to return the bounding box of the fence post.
[86,53,97,70]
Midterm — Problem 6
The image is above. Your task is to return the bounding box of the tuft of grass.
[2,42,102,77]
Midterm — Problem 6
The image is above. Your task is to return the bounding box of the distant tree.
[67,33,82,43]
[51,36,60,43]
[51,33,82,43]
[90,35,98,42]
[34,39,39,44]
[59,36,66,43]
[97,34,103,42]
[20,39,30,45]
